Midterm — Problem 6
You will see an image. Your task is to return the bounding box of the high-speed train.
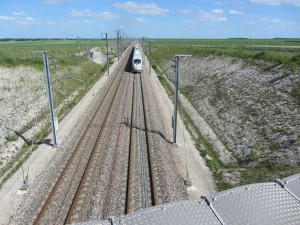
[132,44,143,73]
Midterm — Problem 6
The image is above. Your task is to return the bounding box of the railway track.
[33,44,132,224]
[31,43,172,224]
[126,72,156,213]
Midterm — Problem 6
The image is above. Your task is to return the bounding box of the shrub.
[5,134,18,142]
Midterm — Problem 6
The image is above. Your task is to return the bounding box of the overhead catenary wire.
[50,54,82,64]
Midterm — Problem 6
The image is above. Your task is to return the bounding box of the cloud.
[179,9,192,14]
[0,15,15,21]
[250,0,300,7]
[83,20,95,23]
[12,11,27,16]
[15,17,40,25]
[45,20,57,25]
[70,9,90,17]
[215,0,245,6]
[243,20,256,24]
[229,10,244,14]
[0,12,45,26]
[212,9,224,14]
[184,20,196,24]
[70,10,120,20]
[45,0,78,4]
[25,17,36,22]
[113,2,169,15]
[196,9,227,23]
[242,17,293,26]
[260,17,294,25]
[99,12,121,20]
[134,18,149,23]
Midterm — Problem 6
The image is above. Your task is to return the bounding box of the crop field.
[144,38,300,71]
[0,38,132,69]
[147,38,300,52]
[0,39,117,49]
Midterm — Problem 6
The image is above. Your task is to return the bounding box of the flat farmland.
[148,38,300,52]
[0,39,116,49]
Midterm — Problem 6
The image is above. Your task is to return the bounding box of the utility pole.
[149,41,152,75]
[33,51,59,147]
[122,31,125,56]
[76,36,80,55]
[102,32,109,75]
[172,54,192,144]
[116,30,120,61]
[86,39,91,57]
[43,51,58,147]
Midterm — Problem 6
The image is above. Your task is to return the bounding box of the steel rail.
[126,71,157,214]
[33,44,133,225]
[64,47,132,224]
[140,71,157,206]
[137,73,149,209]
[126,73,136,213]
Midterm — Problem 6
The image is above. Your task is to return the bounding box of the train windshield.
[134,59,141,64]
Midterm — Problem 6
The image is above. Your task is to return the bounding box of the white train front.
[132,45,143,73]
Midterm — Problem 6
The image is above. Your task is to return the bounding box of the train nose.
[136,64,143,71]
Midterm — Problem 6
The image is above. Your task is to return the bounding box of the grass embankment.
[150,43,300,191]
[0,41,108,187]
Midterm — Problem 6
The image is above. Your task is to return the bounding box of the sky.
[0,0,299,39]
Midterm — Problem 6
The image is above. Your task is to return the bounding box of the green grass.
[0,39,117,49]
[291,89,300,104]
[146,38,300,50]
[5,134,18,142]
[150,45,300,70]
[0,38,131,68]
[144,38,300,72]
[240,161,300,186]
